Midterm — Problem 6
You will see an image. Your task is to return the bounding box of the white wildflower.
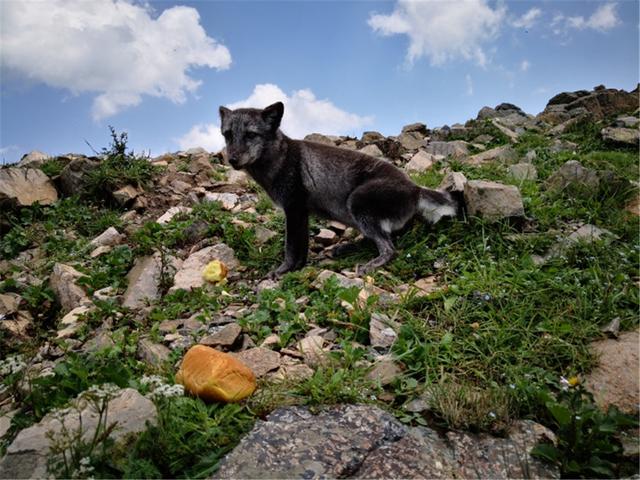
[148,383,184,400]
[488,411,497,419]
[0,355,26,377]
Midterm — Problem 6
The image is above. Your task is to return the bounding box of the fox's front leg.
[269,204,309,278]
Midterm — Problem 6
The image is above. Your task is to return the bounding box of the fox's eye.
[245,132,259,140]
[223,131,233,142]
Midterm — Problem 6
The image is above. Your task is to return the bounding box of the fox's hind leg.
[347,181,417,274]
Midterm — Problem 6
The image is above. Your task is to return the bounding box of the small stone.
[156,206,193,224]
[358,144,384,158]
[601,317,621,338]
[524,150,537,163]
[89,227,124,248]
[137,338,171,366]
[508,163,538,181]
[204,192,239,210]
[260,334,281,348]
[585,330,639,415]
[49,263,90,313]
[232,347,281,378]
[0,293,21,316]
[297,335,327,367]
[254,225,277,244]
[566,224,615,243]
[270,364,314,382]
[0,168,58,208]
[464,180,525,220]
[90,245,112,258]
[122,253,164,309]
[200,323,242,348]
[405,150,436,173]
[466,145,518,165]
[438,171,468,194]
[315,228,338,246]
[226,169,250,185]
[369,313,399,349]
[546,160,600,193]
[327,221,347,232]
[256,278,280,294]
[56,305,92,339]
[112,185,141,206]
[367,357,403,386]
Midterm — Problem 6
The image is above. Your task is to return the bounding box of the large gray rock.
[466,145,517,165]
[213,404,558,479]
[405,150,436,173]
[122,254,163,309]
[0,168,58,208]
[0,388,156,479]
[17,151,51,168]
[137,338,171,366]
[58,156,100,196]
[545,160,600,193]
[464,181,525,220]
[170,244,238,292]
[49,263,90,313]
[601,127,639,146]
[508,163,538,181]
[424,141,469,159]
[231,347,281,378]
[585,330,639,415]
[397,131,425,151]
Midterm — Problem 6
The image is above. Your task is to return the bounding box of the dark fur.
[219,102,459,276]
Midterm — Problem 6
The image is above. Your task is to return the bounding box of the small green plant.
[39,158,67,178]
[531,378,636,478]
[85,127,158,204]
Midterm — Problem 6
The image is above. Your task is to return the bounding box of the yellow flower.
[568,376,580,387]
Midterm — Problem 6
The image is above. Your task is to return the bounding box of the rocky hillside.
[0,85,638,479]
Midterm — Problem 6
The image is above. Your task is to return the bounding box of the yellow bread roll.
[176,345,256,402]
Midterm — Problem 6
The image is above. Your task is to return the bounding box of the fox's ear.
[261,102,284,130]
[219,106,231,122]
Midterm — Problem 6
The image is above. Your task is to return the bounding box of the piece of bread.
[176,344,256,402]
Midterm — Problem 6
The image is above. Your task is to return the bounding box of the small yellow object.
[202,260,228,284]
[568,376,580,387]
[470,322,480,330]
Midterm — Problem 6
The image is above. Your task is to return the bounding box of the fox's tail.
[417,187,463,224]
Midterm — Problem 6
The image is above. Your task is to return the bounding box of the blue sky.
[1,0,638,164]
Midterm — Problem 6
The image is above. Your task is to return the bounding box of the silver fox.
[219,102,460,277]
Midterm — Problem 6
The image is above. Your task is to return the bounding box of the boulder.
[89,227,125,248]
[200,323,243,348]
[58,156,100,196]
[397,131,425,151]
[545,160,600,193]
[231,347,281,378]
[170,244,238,292]
[137,338,171,366]
[213,405,558,479]
[17,150,50,168]
[304,133,335,145]
[0,388,156,479]
[361,131,385,143]
[314,228,338,246]
[438,171,468,194]
[0,168,58,208]
[539,87,637,125]
[49,263,90,313]
[585,330,639,415]
[464,181,525,221]
[369,313,399,349]
[601,127,639,146]
[508,163,538,181]
[405,150,436,173]
[358,144,384,158]
[122,254,164,309]
[112,185,141,207]
[401,122,428,135]
[56,305,93,339]
[424,141,469,159]
[466,145,517,165]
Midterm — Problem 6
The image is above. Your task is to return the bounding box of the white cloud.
[465,74,473,96]
[511,8,542,29]
[177,83,373,152]
[553,2,620,35]
[520,60,531,72]
[368,0,506,67]
[0,0,231,120]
